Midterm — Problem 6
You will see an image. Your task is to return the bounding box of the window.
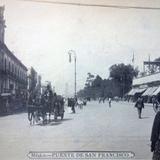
[0,55,1,67]
[9,61,10,72]
[1,56,3,70]
[12,63,14,73]
[4,58,6,71]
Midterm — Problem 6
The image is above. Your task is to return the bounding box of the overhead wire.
[22,0,160,10]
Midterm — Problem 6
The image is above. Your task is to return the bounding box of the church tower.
[0,6,6,43]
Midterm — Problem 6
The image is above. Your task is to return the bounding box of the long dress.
[151,111,160,160]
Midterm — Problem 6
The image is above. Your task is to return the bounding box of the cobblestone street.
[0,101,156,160]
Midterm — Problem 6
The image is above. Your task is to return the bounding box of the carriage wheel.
[42,113,47,124]
[29,113,35,126]
[32,114,35,125]
[61,113,64,120]
[54,116,57,120]
[28,112,33,125]
[28,112,32,121]
[54,113,57,120]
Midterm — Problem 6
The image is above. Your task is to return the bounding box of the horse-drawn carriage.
[53,95,64,120]
[27,88,64,125]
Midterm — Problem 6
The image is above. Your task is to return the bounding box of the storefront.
[127,72,160,103]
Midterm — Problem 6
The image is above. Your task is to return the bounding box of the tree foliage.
[109,64,138,97]
[77,63,139,99]
[85,72,95,87]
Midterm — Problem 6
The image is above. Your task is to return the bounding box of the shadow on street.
[32,118,73,126]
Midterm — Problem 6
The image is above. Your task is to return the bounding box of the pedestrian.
[151,111,160,160]
[109,98,112,107]
[67,98,76,113]
[103,97,106,103]
[152,96,160,112]
[134,97,144,119]
[99,97,102,103]
[71,98,76,113]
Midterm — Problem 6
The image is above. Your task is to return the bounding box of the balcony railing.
[1,69,27,84]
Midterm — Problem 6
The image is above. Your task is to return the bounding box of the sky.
[0,0,160,95]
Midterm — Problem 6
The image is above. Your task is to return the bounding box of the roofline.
[0,42,28,71]
[135,71,160,80]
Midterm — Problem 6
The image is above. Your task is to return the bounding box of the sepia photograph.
[0,0,160,160]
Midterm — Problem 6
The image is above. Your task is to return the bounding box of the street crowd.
[98,95,160,160]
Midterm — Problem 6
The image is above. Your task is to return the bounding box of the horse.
[40,90,54,123]
[68,98,76,113]
[28,88,54,125]
[52,95,65,120]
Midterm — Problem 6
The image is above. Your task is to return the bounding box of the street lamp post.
[68,50,77,98]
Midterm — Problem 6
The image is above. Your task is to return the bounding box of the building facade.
[0,42,28,95]
[0,6,28,113]
[127,65,160,103]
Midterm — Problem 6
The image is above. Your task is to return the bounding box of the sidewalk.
[117,100,153,107]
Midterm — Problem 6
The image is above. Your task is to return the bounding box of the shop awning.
[142,87,158,96]
[142,87,152,96]
[152,86,160,96]
[128,88,136,95]
[133,72,160,86]
[128,88,146,96]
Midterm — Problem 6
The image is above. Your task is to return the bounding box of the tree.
[80,73,95,99]
[85,72,95,87]
[109,63,138,97]
[92,75,102,88]
[92,75,103,98]
[77,64,139,99]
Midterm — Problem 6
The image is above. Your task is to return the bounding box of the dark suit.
[135,98,144,119]
[151,111,160,152]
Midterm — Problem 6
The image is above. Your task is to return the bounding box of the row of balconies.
[0,87,27,95]
[0,59,27,80]
[0,67,27,81]
[0,68,28,85]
